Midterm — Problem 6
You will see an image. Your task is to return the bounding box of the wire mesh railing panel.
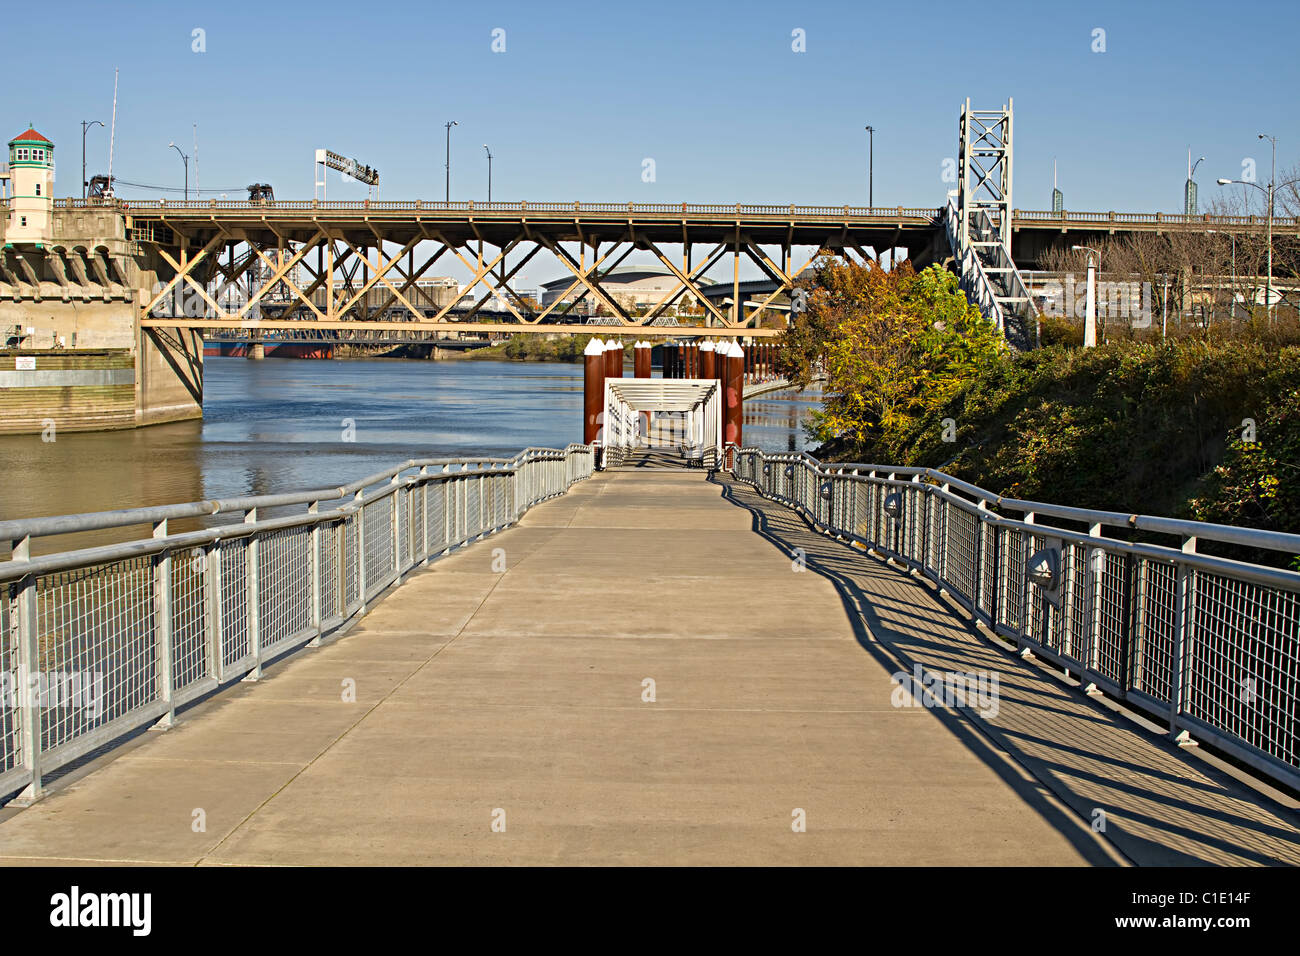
[997,525,1027,634]
[1028,533,1058,648]
[397,487,412,572]
[467,478,482,539]
[942,503,980,604]
[219,538,250,670]
[1185,572,1300,773]
[1,584,20,775]
[363,496,395,597]
[170,549,208,692]
[492,475,505,529]
[342,516,360,613]
[1057,541,1090,659]
[449,480,464,545]
[1093,550,1129,685]
[979,520,997,619]
[428,482,447,554]
[410,484,425,565]
[36,557,157,753]
[318,523,340,621]
[258,526,313,649]
[1131,559,1177,701]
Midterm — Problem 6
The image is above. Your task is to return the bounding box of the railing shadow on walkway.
[709,472,1300,867]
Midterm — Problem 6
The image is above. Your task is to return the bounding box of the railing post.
[972,499,988,622]
[442,465,452,549]
[1169,536,1197,742]
[11,535,43,805]
[390,474,403,582]
[243,509,263,682]
[354,491,368,612]
[419,466,430,561]
[307,502,323,647]
[1021,512,1035,646]
[1083,521,1105,683]
[153,519,175,728]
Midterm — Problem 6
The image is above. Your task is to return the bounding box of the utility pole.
[1263,133,1275,321]
[445,121,458,202]
[81,120,104,200]
[1074,245,1102,347]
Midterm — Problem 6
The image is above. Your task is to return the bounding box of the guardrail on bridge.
[729,447,1300,793]
[0,444,595,806]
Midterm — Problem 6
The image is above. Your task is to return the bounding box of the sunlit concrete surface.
[1,471,1294,865]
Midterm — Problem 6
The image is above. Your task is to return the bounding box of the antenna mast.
[107,68,118,195]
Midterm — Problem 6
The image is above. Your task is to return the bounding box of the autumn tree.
[778,253,1004,452]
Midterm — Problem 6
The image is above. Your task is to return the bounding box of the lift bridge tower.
[956,98,1013,262]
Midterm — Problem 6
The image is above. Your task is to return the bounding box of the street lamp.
[1217,134,1300,322]
[864,125,875,208]
[444,121,458,202]
[1185,150,1205,216]
[1072,244,1102,347]
[81,120,104,200]
[167,141,189,202]
[483,144,493,202]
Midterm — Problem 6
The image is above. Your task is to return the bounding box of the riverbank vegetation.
[777,253,1300,551]
[460,333,609,363]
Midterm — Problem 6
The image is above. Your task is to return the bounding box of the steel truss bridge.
[102,197,1300,341]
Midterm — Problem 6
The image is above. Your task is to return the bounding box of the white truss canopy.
[602,377,722,462]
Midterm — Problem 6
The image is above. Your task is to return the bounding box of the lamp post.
[483,144,493,202]
[864,125,875,207]
[81,120,104,200]
[1072,244,1102,347]
[167,141,189,202]
[1185,150,1205,216]
[444,121,458,202]
[1217,136,1300,323]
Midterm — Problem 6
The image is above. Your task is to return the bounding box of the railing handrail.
[0,446,582,544]
[741,448,1300,557]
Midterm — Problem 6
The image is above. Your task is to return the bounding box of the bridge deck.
[1,471,1297,865]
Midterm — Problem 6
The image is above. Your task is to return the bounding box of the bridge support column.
[248,341,265,360]
[583,338,605,445]
[723,341,743,458]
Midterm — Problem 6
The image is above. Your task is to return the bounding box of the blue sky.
[5,0,1297,282]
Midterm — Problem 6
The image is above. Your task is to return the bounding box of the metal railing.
[0,444,594,805]
[27,197,941,219]
[729,447,1300,792]
[19,197,1297,229]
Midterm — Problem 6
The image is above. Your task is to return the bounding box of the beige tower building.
[4,126,55,248]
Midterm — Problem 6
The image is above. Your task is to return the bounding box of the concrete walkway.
[0,470,1294,865]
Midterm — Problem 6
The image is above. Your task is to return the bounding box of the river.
[0,357,820,527]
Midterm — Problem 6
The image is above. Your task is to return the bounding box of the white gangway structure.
[601,377,723,468]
